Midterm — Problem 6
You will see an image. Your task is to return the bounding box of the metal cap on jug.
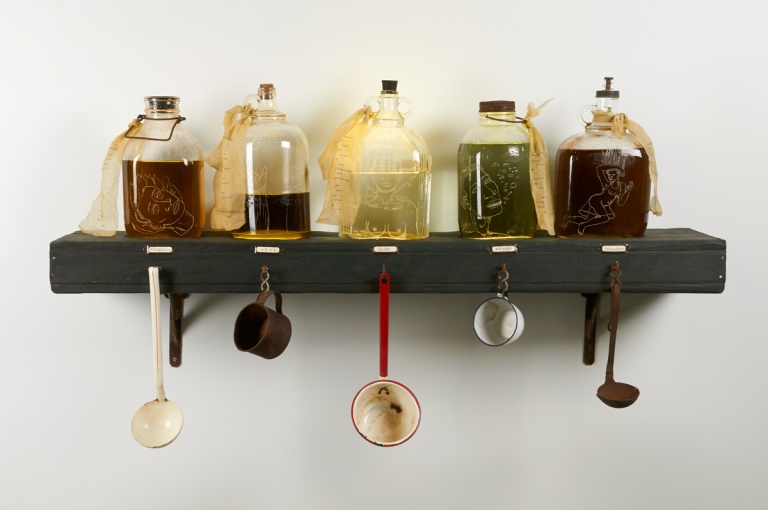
[479,100,516,113]
[596,77,620,98]
[144,96,180,110]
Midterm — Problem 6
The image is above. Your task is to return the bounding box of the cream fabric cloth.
[316,106,372,226]
[205,104,258,231]
[79,119,142,236]
[593,110,663,216]
[522,99,555,235]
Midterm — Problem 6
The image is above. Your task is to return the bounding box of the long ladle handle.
[605,262,622,383]
[379,271,390,378]
[149,267,167,402]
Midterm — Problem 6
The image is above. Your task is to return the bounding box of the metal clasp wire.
[484,115,525,124]
[124,115,186,141]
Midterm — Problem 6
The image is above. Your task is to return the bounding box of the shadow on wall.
[177,290,664,345]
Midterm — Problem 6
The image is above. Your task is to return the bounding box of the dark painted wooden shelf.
[49,228,726,367]
[50,228,726,295]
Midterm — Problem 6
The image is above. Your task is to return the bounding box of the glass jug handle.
[579,104,596,125]
[244,94,261,109]
[397,97,415,118]
[364,95,381,112]
[363,96,415,118]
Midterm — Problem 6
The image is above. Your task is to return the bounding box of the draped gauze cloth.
[205,104,258,231]
[79,119,142,236]
[316,106,373,226]
[592,110,663,216]
[522,100,555,235]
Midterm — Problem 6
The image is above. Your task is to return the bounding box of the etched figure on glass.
[125,171,196,237]
[358,172,419,238]
[460,166,503,236]
[563,164,634,235]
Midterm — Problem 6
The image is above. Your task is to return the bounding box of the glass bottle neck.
[144,108,181,119]
[589,97,619,130]
[143,97,181,119]
[373,93,403,124]
[597,97,619,113]
[255,98,285,120]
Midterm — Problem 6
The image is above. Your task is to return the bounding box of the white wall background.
[2,1,765,508]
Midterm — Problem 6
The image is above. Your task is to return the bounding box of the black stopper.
[381,80,398,93]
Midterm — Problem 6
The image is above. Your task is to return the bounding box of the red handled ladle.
[597,261,640,408]
[351,270,421,446]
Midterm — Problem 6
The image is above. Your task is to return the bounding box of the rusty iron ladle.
[596,261,640,409]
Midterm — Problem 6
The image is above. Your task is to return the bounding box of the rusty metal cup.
[234,290,292,359]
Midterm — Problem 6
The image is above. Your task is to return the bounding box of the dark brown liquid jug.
[553,78,652,238]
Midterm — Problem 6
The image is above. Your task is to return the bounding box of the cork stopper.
[259,83,275,100]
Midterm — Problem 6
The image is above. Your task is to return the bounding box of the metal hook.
[610,261,622,289]
[497,263,509,295]
[260,265,270,291]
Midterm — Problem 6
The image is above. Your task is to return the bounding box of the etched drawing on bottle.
[458,143,534,239]
[554,147,650,237]
[122,160,204,238]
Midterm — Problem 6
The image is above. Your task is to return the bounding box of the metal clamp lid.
[124,115,186,141]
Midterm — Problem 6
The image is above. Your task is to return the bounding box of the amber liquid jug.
[554,78,651,237]
[122,96,206,238]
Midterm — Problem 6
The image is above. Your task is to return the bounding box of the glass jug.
[458,100,535,239]
[554,78,651,237]
[339,80,431,240]
[122,96,205,238]
[232,83,310,240]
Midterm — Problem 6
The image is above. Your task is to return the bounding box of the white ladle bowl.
[352,379,420,446]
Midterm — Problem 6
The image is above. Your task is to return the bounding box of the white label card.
[491,245,518,254]
[255,246,281,254]
[146,246,173,254]
[372,246,399,254]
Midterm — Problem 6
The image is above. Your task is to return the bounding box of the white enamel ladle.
[131,266,183,448]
